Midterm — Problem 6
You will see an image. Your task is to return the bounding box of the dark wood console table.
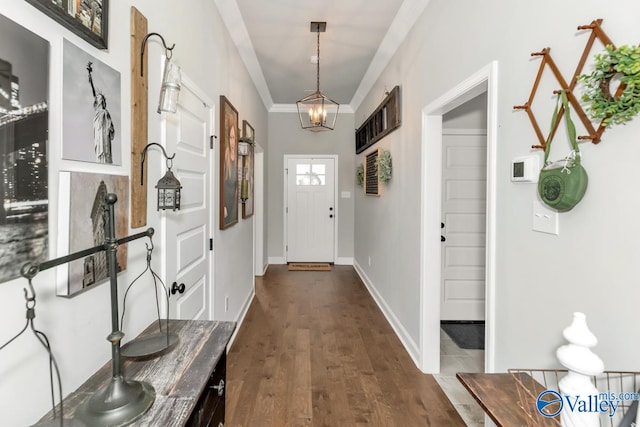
[40,319,236,426]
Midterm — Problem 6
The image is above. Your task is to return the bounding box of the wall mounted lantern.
[140,32,181,114]
[141,143,182,211]
[296,21,339,131]
[238,137,251,202]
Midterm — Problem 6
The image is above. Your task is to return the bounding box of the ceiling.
[215,0,430,112]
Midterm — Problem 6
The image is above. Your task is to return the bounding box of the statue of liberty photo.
[87,61,113,164]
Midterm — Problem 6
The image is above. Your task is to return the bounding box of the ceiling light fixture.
[296,21,339,131]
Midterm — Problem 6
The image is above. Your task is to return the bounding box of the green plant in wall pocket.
[356,163,364,187]
[579,44,640,127]
[377,149,392,183]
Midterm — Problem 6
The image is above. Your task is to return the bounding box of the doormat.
[441,321,485,350]
[287,263,332,271]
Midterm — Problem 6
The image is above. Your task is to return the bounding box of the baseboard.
[353,261,421,368]
[227,287,255,350]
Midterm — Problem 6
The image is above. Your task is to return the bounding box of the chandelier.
[296,21,339,131]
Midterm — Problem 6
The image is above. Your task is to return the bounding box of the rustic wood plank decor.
[355,85,401,154]
[131,7,148,228]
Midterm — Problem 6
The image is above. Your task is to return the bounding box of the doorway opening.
[419,61,498,374]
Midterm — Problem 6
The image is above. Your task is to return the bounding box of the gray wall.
[355,0,640,371]
[267,112,355,263]
[0,2,266,424]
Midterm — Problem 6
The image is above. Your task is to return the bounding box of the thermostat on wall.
[511,156,539,183]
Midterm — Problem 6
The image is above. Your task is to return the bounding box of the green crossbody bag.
[538,91,588,212]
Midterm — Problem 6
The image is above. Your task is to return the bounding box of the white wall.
[355,0,640,372]
[267,112,355,264]
[0,1,265,425]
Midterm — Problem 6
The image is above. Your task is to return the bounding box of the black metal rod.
[21,228,154,280]
[140,32,175,77]
[140,142,176,186]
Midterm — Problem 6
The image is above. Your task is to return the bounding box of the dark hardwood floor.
[225,265,465,426]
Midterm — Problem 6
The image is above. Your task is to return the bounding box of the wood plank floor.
[226,265,466,426]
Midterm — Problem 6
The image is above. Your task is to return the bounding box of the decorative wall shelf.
[364,149,380,196]
[514,19,617,149]
[355,86,401,154]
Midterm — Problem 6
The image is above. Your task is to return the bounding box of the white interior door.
[162,77,213,320]
[441,130,487,321]
[286,157,335,263]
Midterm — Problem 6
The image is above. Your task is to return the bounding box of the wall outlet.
[225,296,229,312]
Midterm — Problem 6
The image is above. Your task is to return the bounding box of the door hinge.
[209,238,213,251]
[210,135,216,149]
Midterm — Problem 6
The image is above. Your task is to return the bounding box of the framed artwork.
[25,0,109,49]
[57,171,129,296]
[0,12,49,284]
[62,39,121,165]
[242,120,254,219]
[219,95,238,229]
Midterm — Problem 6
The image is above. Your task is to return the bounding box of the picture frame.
[0,12,50,284]
[219,95,239,229]
[242,120,255,219]
[62,39,121,165]
[57,171,129,296]
[25,0,109,50]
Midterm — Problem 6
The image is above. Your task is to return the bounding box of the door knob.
[171,282,185,295]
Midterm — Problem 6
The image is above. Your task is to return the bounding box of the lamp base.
[33,418,86,427]
[75,377,154,427]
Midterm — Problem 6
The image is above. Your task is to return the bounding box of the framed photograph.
[57,171,129,296]
[25,0,109,49]
[0,12,50,284]
[62,39,121,165]
[242,120,254,219]
[219,95,239,229]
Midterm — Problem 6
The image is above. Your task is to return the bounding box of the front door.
[163,77,214,320]
[286,157,335,263]
[440,130,487,321]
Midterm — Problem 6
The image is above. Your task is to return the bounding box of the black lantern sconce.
[141,143,182,211]
[141,32,181,114]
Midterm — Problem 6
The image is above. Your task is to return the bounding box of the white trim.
[354,261,420,366]
[419,61,499,374]
[268,256,286,265]
[349,0,431,111]
[442,128,488,136]
[335,257,354,265]
[214,0,273,110]
[227,287,255,350]
[283,155,339,264]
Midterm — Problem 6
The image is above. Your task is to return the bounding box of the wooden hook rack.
[514,19,617,149]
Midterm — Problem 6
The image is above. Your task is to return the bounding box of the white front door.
[441,129,487,321]
[286,157,335,263]
[162,77,214,320]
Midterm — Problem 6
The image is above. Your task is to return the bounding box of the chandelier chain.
[316,26,321,93]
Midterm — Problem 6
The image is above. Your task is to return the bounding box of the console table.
[456,372,558,427]
[39,319,235,426]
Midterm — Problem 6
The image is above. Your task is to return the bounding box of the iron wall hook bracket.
[140,32,176,77]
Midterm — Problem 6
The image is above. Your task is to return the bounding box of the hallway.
[225,265,465,426]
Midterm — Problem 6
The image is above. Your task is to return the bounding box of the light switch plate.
[532,201,559,235]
